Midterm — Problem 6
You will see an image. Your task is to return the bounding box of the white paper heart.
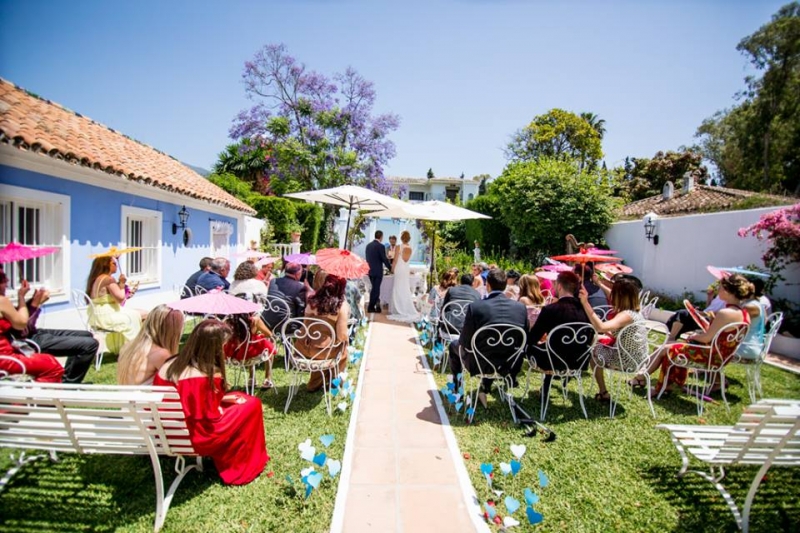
[326,458,341,477]
[510,444,527,459]
[298,438,312,452]
[499,462,512,475]
[301,445,316,462]
[503,516,520,528]
[337,402,348,411]
[300,466,315,477]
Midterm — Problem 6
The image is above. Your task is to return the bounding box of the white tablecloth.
[379,274,427,307]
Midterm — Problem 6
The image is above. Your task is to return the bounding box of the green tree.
[505,109,604,170]
[490,158,618,257]
[427,168,435,180]
[695,2,800,194]
[580,111,607,140]
[623,149,708,201]
[475,173,491,196]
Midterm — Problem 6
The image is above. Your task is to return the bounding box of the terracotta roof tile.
[620,184,795,219]
[0,78,254,215]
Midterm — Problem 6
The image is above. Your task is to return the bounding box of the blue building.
[0,78,257,329]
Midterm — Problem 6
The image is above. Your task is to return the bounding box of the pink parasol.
[284,252,317,265]
[315,248,369,279]
[167,289,262,316]
[232,250,272,260]
[0,242,60,264]
[549,251,623,280]
[595,263,634,276]
[586,248,619,255]
[535,270,559,281]
[255,256,278,267]
[541,263,573,272]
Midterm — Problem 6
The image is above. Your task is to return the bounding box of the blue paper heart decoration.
[524,487,539,506]
[319,434,335,448]
[331,387,340,397]
[526,506,543,525]
[350,391,356,401]
[510,460,521,475]
[313,452,327,467]
[504,496,521,515]
[446,382,455,391]
[455,401,463,412]
[466,407,475,417]
[480,463,494,476]
[483,502,497,519]
[538,469,549,488]
[331,377,342,388]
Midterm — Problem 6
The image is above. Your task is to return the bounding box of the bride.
[388,230,420,323]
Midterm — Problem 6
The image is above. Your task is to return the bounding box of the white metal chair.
[639,291,659,320]
[70,288,126,370]
[225,317,275,396]
[256,294,292,371]
[281,317,344,417]
[461,324,527,423]
[737,312,783,403]
[526,322,597,421]
[592,305,614,321]
[657,321,750,416]
[593,321,668,418]
[437,300,472,373]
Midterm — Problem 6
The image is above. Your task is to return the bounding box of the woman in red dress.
[153,319,268,486]
[0,269,63,382]
[223,312,277,389]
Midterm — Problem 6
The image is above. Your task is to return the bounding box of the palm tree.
[580,112,606,140]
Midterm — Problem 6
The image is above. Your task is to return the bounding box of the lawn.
[422,331,800,533]
[0,323,368,533]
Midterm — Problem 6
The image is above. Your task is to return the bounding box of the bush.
[252,196,296,243]
[464,195,510,256]
[294,202,323,252]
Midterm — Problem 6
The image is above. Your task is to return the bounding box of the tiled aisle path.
[336,313,477,532]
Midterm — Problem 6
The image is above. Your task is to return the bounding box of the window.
[445,187,459,202]
[210,220,234,258]
[0,185,69,297]
[409,191,425,202]
[120,206,161,286]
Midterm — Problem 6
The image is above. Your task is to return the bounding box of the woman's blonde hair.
[313,269,328,292]
[117,305,185,385]
[166,319,231,390]
[518,274,544,305]
[400,230,411,244]
[720,274,755,301]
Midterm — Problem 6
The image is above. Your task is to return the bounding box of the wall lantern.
[643,212,659,245]
[172,206,190,235]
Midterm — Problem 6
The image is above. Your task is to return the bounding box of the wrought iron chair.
[225,317,275,396]
[737,312,783,403]
[639,291,660,320]
[461,324,527,423]
[657,321,750,415]
[256,294,292,370]
[0,355,30,381]
[526,322,597,421]
[593,321,668,418]
[70,289,127,370]
[281,317,345,417]
[437,300,472,373]
[593,305,615,321]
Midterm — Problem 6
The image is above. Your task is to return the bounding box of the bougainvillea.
[738,204,800,271]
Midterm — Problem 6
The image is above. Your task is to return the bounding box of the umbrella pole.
[429,222,437,289]
[344,206,353,250]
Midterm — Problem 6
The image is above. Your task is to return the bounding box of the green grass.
[0,325,368,533]
[423,334,800,533]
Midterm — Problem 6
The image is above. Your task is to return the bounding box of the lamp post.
[172,206,190,235]
[643,212,659,245]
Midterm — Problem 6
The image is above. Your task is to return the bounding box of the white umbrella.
[367,200,490,281]
[285,185,407,249]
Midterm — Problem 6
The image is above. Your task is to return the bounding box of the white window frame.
[0,184,70,304]
[119,206,162,288]
[210,220,234,258]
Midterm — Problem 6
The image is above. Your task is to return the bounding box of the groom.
[365,230,393,313]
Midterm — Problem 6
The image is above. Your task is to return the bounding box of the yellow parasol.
[89,246,142,258]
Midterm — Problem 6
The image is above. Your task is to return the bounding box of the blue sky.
[0,0,786,179]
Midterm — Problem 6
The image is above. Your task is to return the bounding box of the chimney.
[662,181,674,200]
[683,171,695,193]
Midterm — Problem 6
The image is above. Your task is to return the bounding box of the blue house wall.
[0,163,239,314]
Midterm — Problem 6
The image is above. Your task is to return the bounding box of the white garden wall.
[604,207,799,304]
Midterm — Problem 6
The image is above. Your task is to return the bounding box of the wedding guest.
[0,273,63,382]
[255,257,277,285]
[275,262,307,318]
[298,274,350,392]
[428,268,459,322]
[155,319,268,485]
[386,235,398,261]
[578,276,645,402]
[196,257,231,292]
[441,273,481,334]
[575,263,608,309]
[518,274,546,329]
[224,312,277,389]
[470,263,487,298]
[736,278,768,361]
[504,270,521,300]
[117,305,184,385]
[183,257,213,297]
[229,261,269,299]
[86,256,143,343]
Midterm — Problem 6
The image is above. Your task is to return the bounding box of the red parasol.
[683,299,711,332]
[596,263,634,275]
[550,251,622,280]
[315,248,369,279]
[167,289,262,316]
[0,242,60,264]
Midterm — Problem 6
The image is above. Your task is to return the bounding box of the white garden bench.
[657,399,800,532]
[0,381,201,532]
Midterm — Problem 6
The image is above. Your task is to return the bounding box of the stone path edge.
[329,317,375,533]
[411,326,491,533]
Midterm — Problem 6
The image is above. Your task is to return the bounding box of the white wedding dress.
[388,245,420,323]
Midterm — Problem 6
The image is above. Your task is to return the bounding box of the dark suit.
[365,239,392,312]
[275,276,307,318]
[450,292,528,392]
[527,296,590,371]
[441,284,481,334]
[183,269,206,297]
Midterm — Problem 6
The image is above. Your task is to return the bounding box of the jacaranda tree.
[229,44,400,196]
